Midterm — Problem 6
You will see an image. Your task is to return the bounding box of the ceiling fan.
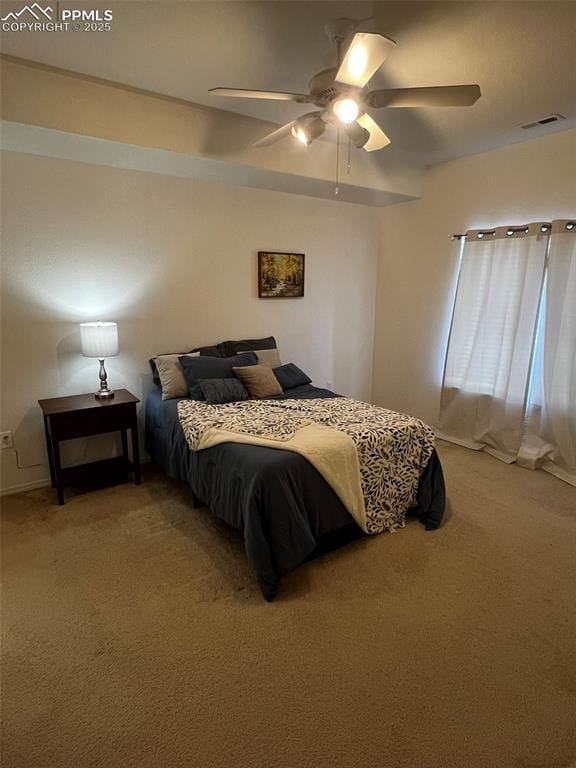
[209,18,481,152]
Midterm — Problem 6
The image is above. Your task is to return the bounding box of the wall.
[0,56,422,205]
[372,128,576,425]
[0,150,379,493]
[3,128,575,494]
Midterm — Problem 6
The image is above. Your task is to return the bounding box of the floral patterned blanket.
[178,397,435,534]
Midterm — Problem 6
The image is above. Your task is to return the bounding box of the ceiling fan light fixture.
[333,98,359,124]
[213,19,480,155]
[291,115,326,146]
[345,122,370,149]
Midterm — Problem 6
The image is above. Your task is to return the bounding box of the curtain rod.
[449,222,575,241]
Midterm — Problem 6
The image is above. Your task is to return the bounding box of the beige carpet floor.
[1,441,575,768]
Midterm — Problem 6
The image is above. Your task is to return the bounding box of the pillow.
[273,363,312,391]
[178,352,258,394]
[149,344,221,384]
[150,352,188,386]
[155,352,199,400]
[192,344,222,358]
[233,363,283,399]
[250,348,282,368]
[198,378,249,404]
[218,336,278,358]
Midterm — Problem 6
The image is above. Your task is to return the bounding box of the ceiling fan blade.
[335,32,396,88]
[253,121,297,148]
[356,114,391,152]
[209,87,310,103]
[368,84,481,108]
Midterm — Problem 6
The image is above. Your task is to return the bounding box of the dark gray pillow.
[188,385,205,401]
[273,363,312,390]
[193,344,222,357]
[178,352,258,393]
[218,336,277,358]
[198,378,249,404]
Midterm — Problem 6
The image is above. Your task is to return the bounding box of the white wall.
[0,151,379,493]
[372,129,576,425]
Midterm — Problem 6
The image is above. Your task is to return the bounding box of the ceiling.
[1,0,575,169]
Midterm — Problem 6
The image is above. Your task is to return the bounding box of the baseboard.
[0,456,151,498]
[0,477,51,497]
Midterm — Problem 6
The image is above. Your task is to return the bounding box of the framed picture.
[258,251,305,298]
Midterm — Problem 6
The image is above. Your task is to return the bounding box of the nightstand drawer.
[50,402,135,440]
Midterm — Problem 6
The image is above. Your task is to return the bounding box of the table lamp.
[80,321,119,399]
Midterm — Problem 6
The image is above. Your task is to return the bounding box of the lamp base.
[95,358,114,400]
[95,388,115,400]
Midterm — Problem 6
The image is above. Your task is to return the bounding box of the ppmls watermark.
[1,3,113,32]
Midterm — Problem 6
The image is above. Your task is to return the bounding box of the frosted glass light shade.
[80,321,119,358]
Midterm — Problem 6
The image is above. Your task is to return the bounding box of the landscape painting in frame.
[258,252,305,298]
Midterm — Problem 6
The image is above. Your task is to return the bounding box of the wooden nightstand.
[38,389,141,505]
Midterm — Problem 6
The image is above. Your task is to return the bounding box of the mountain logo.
[1,3,53,21]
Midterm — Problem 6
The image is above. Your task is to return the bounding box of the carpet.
[1,441,575,768]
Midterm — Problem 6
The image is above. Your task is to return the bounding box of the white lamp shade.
[80,321,119,358]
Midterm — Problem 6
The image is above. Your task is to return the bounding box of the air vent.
[521,114,566,129]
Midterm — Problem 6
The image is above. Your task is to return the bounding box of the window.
[439,221,576,485]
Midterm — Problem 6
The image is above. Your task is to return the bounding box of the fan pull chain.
[335,126,340,195]
[347,136,351,174]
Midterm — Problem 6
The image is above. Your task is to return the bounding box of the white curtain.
[438,223,548,461]
[518,221,576,485]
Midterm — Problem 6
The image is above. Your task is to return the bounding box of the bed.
[145,380,445,601]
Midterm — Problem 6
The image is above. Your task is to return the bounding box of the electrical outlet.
[0,431,14,449]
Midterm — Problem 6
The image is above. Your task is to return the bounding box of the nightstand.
[38,389,141,505]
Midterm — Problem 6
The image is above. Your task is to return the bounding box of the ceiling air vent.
[521,114,566,129]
